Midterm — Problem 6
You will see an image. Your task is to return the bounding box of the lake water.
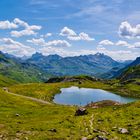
[53,86,138,106]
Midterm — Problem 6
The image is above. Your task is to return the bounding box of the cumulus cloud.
[60,27,77,37]
[27,38,46,46]
[116,40,130,47]
[11,30,38,38]
[0,38,35,56]
[99,40,114,46]
[27,38,71,47]
[11,18,42,37]
[44,33,52,38]
[98,39,140,49]
[46,40,71,47]
[132,42,140,48]
[40,33,52,38]
[0,18,42,37]
[39,47,65,56]
[119,21,140,38]
[0,20,18,29]
[60,27,94,41]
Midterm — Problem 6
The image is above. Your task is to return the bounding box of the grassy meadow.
[0,77,140,139]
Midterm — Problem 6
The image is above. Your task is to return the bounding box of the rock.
[127,124,132,127]
[75,108,88,116]
[86,100,122,109]
[118,128,129,134]
[93,129,99,133]
[15,114,20,117]
[49,128,57,132]
[93,135,108,140]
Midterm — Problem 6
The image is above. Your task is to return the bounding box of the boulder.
[48,128,57,132]
[15,114,20,117]
[75,108,88,116]
[93,135,108,140]
[118,128,129,134]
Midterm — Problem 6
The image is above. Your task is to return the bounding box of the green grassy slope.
[0,74,18,87]
[0,64,51,83]
[119,65,140,82]
[9,76,140,103]
[0,52,52,83]
[9,79,112,102]
[0,87,140,139]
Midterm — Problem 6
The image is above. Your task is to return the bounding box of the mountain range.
[118,57,140,82]
[0,51,139,83]
[0,51,52,83]
[27,52,128,77]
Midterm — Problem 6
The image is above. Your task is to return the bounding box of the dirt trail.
[3,87,52,105]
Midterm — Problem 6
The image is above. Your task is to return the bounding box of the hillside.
[102,57,140,80]
[0,74,18,87]
[0,78,139,139]
[117,57,140,82]
[0,51,52,83]
[119,65,140,82]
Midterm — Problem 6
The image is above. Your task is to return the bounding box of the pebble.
[118,128,129,134]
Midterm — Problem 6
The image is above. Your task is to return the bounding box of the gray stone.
[118,128,129,134]
[75,108,88,116]
[49,128,57,132]
[15,114,20,117]
[81,137,87,140]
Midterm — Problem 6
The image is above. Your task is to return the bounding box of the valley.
[0,51,140,139]
[0,76,140,139]
[1,1,140,139]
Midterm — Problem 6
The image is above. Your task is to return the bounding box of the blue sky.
[0,0,140,60]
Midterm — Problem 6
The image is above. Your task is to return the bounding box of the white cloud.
[11,30,37,38]
[119,21,140,38]
[11,18,42,37]
[132,42,140,48]
[27,38,46,46]
[45,40,71,47]
[99,40,114,46]
[79,32,95,41]
[98,39,140,49]
[13,18,28,28]
[39,47,65,56]
[0,18,42,37]
[13,18,41,30]
[0,20,18,29]
[44,33,52,38]
[27,38,71,47]
[60,27,94,41]
[0,38,35,56]
[40,33,52,38]
[60,26,77,36]
[68,32,95,41]
[115,40,130,47]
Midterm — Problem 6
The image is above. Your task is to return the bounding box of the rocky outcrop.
[75,108,88,116]
[86,100,122,108]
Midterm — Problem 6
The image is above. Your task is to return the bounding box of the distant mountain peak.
[47,54,62,60]
[32,52,43,57]
[95,52,105,56]
[129,56,140,67]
